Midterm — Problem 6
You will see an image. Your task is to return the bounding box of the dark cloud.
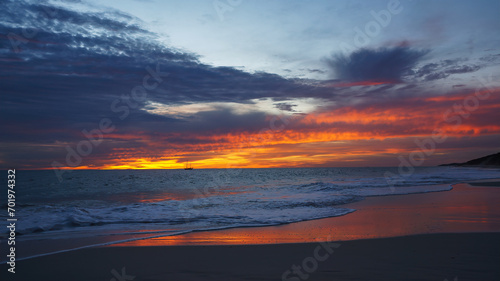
[0,0,349,168]
[305,68,326,74]
[480,53,500,62]
[446,65,480,74]
[414,63,439,77]
[441,58,464,66]
[397,84,418,91]
[274,103,297,112]
[325,46,428,82]
[424,72,449,81]
[1,1,496,169]
[365,84,396,95]
[414,59,481,81]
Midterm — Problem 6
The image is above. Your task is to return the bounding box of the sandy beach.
[2,233,499,281]
[2,181,499,281]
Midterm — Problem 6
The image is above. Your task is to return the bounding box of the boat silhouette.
[184,161,194,170]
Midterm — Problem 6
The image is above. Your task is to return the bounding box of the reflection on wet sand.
[110,182,500,247]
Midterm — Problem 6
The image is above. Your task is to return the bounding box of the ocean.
[2,166,499,261]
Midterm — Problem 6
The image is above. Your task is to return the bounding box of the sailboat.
[184,160,194,170]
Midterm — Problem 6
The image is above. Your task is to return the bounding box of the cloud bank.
[1,0,499,170]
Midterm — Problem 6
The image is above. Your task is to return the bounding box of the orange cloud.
[52,88,500,170]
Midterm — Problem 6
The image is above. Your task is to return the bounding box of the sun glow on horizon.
[32,88,500,170]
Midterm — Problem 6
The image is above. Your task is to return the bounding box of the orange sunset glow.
[57,87,500,170]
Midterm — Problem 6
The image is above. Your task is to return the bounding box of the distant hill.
[440,152,500,167]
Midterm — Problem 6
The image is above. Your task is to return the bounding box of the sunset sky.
[1,0,499,170]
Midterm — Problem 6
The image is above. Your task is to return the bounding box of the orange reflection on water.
[109,183,500,247]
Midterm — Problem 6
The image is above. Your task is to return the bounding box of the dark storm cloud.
[325,46,429,82]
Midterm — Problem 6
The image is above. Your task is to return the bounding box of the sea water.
[1,166,499,260]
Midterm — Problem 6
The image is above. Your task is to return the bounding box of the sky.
[1,0,499,171]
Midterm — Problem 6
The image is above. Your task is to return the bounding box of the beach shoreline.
[108,179,500,247]
[2,179,499,280]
